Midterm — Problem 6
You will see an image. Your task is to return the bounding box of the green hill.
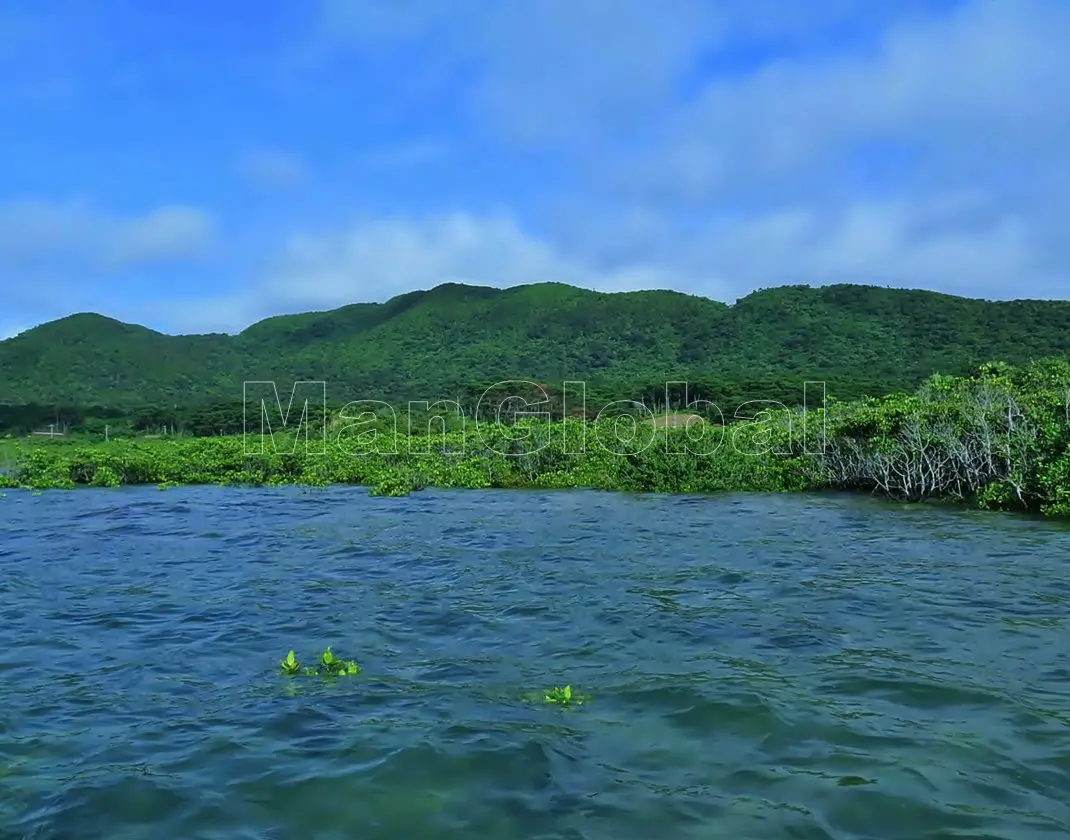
[2,281,1070,415]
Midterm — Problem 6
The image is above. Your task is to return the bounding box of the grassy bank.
[3,357,1070,516]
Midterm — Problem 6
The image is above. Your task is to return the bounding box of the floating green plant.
[279,647,360,678]
[544,685,588,706]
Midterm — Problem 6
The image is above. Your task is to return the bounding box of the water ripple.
[1,486,1069,838]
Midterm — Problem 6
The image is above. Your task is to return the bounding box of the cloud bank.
[1,0,1066,334]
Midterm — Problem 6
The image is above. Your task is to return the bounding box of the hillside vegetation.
[7,357,1070,518]
[2,282,1070,432]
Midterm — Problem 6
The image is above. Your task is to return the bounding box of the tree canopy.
[2,282,1068,428]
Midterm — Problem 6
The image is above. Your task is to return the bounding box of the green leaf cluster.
[279,647,360,678]
[544,685,588,706]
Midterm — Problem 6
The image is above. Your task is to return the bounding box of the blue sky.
[1,0,1067,338]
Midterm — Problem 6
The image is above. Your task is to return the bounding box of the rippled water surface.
[2,487,1070,839]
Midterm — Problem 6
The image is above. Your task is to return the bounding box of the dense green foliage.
[813,357,1070,516]
[4,282,1070,436]
[0,415,814,497]
[4,355,1069,516]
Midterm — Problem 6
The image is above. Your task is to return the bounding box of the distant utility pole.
[105,425,109,442]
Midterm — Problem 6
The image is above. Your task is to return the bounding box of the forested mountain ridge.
[3,281,1070,412]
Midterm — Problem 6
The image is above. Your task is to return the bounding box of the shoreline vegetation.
[3,357,1070,518]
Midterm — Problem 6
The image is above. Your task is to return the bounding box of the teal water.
[2,487,1069,839]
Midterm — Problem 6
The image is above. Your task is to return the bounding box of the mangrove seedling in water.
[319,646,361,676]
[544,685,587,706]
[279,647,360,678]
[280,650,301,675]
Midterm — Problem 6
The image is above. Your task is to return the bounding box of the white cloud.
[275,199,1049,311]
[0,200,214,271]
[305,0,1069,305]
[260,0,1070,316]
[12,0,1067,339]
[136,214,683,334]
[314,0,957,147]
[617,0,1070,202]
[688,198,1045,298]
[174,193,1054,335]
[317,0,716,146]
[238,150,309,188]
[111,207,216,265]
[260,213,684,312]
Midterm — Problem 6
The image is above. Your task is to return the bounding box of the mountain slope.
[0,313,240,406]
[2,282,1069,408]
